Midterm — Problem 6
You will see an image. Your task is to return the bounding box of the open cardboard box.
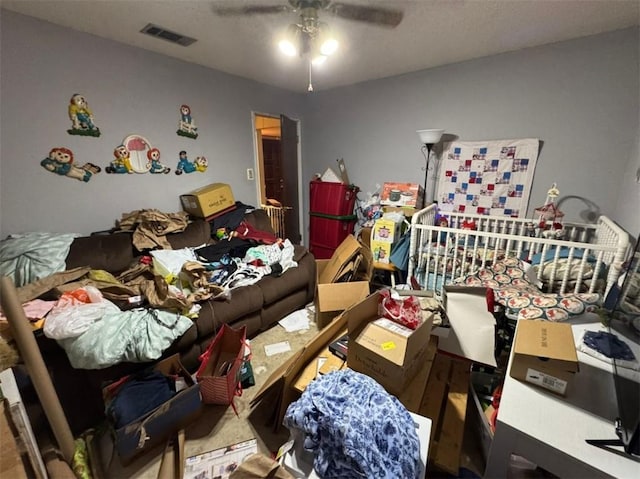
[250,307,352,431]
[315,234,372,328]
[251,290,438,432]
[346,292,433,396]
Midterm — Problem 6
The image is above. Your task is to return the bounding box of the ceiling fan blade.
[327,2,403,27]
[213,4,291,16]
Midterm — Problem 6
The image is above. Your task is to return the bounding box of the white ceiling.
[3,0,639,93]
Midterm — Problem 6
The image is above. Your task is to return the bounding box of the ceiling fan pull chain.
[307,60,313,92]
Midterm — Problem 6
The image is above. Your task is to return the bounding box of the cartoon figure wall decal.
[147,148,171,174]
[106,145,134,174]
[175,150,197,175]
[41,147,101,182]
[67,93,101,137]
[194,156,208,172]
[177,104,198,139]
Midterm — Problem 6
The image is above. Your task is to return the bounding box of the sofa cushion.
[259,263,313,305]
[166,219,211,249]
[194,284,264,338]
[65,232,135,274]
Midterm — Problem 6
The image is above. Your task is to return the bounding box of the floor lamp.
[416,129,444,207]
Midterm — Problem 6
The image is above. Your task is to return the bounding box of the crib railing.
[408,204,629,298]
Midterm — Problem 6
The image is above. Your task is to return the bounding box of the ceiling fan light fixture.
[319,38,338,56]
[311,54,327,66]
[279,38,298,56]
[279,24,300,56]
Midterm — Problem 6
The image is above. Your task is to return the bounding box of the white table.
[485,316,640,478]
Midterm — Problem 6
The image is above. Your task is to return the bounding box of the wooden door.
[262,138,283,203]
[280,114,301,244]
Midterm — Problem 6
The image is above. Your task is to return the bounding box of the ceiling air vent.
[140,23,197,47]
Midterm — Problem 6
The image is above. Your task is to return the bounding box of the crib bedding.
[417,241,603,286]
[408,204,629,299]
[455,258,601,321]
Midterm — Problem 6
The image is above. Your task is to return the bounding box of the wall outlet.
[246,168,254,180]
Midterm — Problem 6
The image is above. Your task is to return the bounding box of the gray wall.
[0,11,304,236]
[1,11,638,243]
[302,27,640,240]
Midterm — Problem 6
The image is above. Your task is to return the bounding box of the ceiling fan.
[213,1,404,90]
[213,0,404,27]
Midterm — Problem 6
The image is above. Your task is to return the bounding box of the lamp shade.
[417,129,444,145]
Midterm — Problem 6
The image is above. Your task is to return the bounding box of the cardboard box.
[107,355,203,462]
[440,286,497,367]
[180,183,235,218]
[347,292,434,396]
[250,308,352,431]
[315,259,370,328]
[510,320,579,396]
[251,294,438,432]
[380,182,424,209]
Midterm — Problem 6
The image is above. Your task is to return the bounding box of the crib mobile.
[532,183,565,239]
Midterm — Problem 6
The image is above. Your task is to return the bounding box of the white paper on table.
[278,309,310,332]
[264,341,292,356]
[439,289,497,367]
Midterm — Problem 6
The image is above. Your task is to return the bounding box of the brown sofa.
[37,209,316,433]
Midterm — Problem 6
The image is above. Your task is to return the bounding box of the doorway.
[253,113,302,244]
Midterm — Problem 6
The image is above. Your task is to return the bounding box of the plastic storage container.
[309,213,357,249]
[309,243,336,260]
[309,181,358,216]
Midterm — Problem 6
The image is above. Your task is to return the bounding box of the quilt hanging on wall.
[436,138,539,217]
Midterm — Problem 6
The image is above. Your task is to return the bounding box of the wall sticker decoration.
[177,104,198,139]
[67,93,101,137]
[194,156,208,172]
[106,144,133,174]
[147,148,171,174]
[106,135,169,175]
[176,150,197,175]
[41,147,101,182]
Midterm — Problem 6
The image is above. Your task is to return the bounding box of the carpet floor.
[103,304,321,478]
